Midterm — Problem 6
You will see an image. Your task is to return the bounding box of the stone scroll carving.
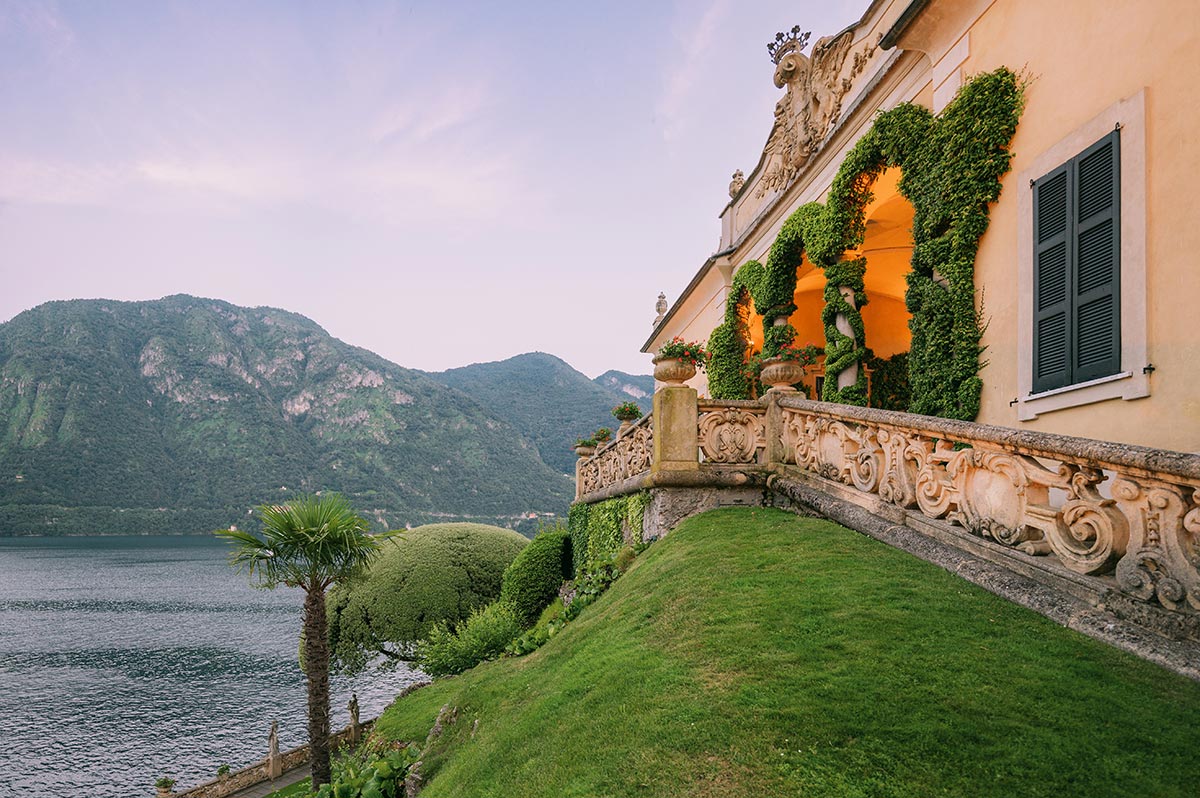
[757,28,877,197]
[698,406,766,464]
[577,416,653,497]
[780,404,1200,612]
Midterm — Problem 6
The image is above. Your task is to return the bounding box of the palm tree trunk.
[304,587,332,787]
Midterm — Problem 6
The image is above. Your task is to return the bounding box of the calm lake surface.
[0,534,423,798]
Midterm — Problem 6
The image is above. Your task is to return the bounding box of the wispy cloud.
[0,0,75,56]
[656,0,730,144]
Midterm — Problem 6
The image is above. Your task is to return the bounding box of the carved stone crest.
[757,27,876,197]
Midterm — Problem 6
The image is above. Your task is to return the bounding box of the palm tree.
[217,493,392,788]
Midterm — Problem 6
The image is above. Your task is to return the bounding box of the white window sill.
[1017,370,1149,420]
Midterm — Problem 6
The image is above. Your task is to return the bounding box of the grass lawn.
[371,507,1200,797]
[263,779,310,797]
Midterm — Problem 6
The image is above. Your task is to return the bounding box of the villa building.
[643,0,1199,453]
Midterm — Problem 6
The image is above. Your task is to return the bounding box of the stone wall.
[171,720,374,798]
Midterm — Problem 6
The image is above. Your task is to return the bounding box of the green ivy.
[707,262,764,399]
[704,67,1024,418]
[866,350,910,411]
[567,492,650,576]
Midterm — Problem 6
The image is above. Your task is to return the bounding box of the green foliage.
[327,523,528,673]
[593,427,613,444]
[820,257,869,403]
[703,69,1025,416]
[566,492,649,575]
[217,493,389,591]
[506,597,567,656]
[155,776,176,790]
[655,337,710,369]
[0,296,574,536]
[611,401,643,422]
[567,502,590,575]
[499,524,572,626]
[314,739,420,798]
[867,351,911,411]
[375,507,1200,797]
[416,601,523,677]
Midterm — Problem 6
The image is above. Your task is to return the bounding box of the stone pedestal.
[652,385,699,472]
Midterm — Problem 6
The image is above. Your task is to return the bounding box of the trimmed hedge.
[500,526,573,627]
[327,522,528,673]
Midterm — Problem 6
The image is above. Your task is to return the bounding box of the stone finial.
[653,293,668,327]
[728,170,745,198]
[267,721,282,779]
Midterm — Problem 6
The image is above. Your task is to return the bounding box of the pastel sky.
[0,0,861,377]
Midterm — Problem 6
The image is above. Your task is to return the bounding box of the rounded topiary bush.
[328,522,528,673]
[499,526,572,627]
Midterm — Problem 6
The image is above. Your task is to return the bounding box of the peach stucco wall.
[966,0,1200,450]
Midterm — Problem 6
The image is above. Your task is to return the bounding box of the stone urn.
[759,356,806,391]
[155,786,174,798]
[617,420,634,434]
[574,444,596,458]
[653,356,696,386]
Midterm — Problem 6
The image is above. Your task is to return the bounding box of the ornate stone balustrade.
[775,396,1200,614]
[698,400,767,465]
[576,414,653,499]
[574,386,1200,620]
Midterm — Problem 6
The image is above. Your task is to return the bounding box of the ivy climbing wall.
[706,67,1025,420]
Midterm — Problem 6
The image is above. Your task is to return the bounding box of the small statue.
[729,169,745,198]
[267,721,282,779]
[348,692,361,743]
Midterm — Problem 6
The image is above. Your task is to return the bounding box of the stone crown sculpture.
[768,25,811,64]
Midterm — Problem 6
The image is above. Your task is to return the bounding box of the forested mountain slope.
[0,296,571,535]
[429,353,651,474]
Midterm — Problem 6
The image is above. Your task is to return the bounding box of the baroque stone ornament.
[653,292,668,326]
[698,406,766,464]
[757,28,876,197]
[574,390,1200,618]
[728,170,745,198]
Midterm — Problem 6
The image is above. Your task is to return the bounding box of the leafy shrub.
[328,523,528,673]
[417,601,523,677]
[499,525,573,626]
[314,739,419,798]
[507,599,566,656]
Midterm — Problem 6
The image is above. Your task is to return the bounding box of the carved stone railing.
[776,396,1200,614]
[574,385,1200,619]
[698,400,767,465]
[576,414,653,499]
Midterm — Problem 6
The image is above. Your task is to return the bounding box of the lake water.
[0,535,423,797]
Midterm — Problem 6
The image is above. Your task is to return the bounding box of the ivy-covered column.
[821,256,868,402]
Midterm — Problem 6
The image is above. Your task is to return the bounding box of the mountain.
[429,353,653,475]
[592,369,654,404]
[0,296,572,535]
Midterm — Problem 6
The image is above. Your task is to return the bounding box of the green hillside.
[430,353,651,475]
[373,507,1200,797]
[0,296,571,535]
[593,369,654,405]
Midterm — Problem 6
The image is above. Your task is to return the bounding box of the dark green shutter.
[1031,130,1120,393]
[1072,130,1120,382]
[1033,164,1071,392]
